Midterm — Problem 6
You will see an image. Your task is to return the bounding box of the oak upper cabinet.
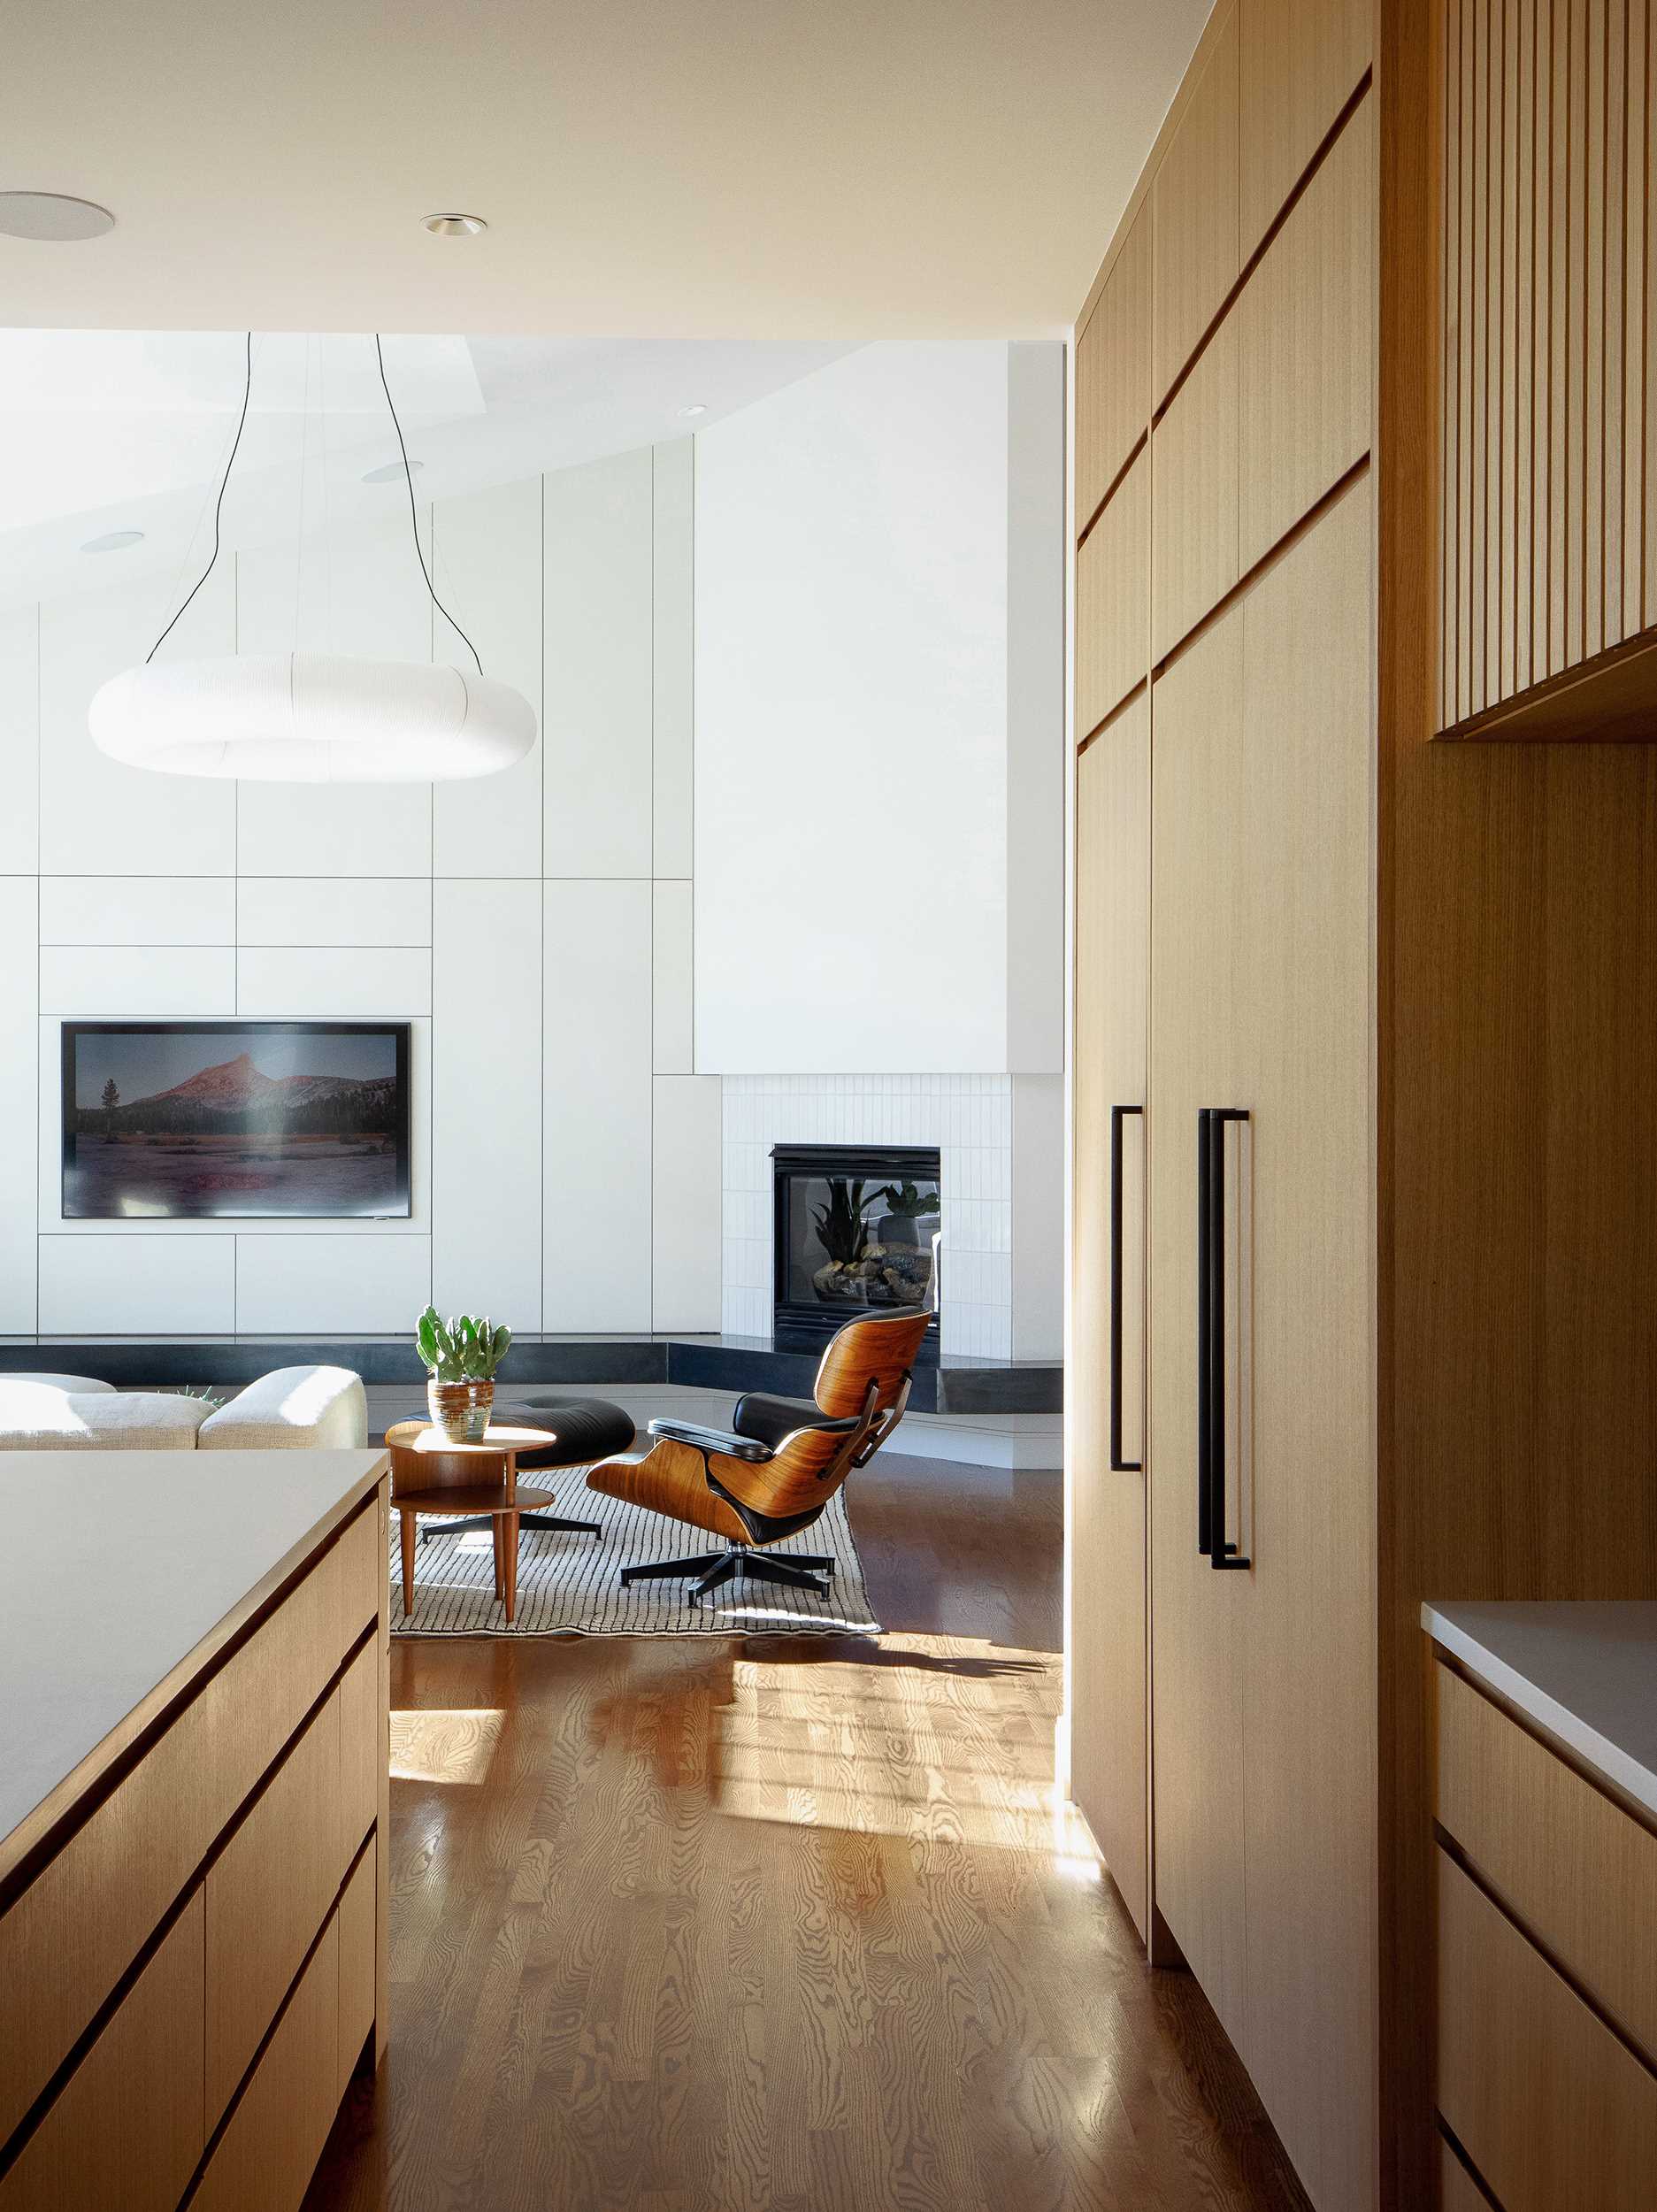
[1152,0,1239,405]
[1076,211,1151,530]
[1238,0,1371,262]
[1076,446,1149,736]
[1071,693,1152,1941]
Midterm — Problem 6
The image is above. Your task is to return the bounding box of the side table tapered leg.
[503,1512,520,1623]
[492,1517,504,1601]
[399,1509,416,1617]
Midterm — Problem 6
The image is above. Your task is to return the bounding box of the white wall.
[692,341,1065,1077]
[0,442,721,1336]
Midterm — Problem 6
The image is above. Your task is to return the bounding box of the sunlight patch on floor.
[709,1632,1096,1861]
[390,1706,505,1785]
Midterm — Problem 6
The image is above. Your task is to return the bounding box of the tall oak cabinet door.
[1232,472,1377,2212]
[1147,601,1249,2049]
[1071,693,1152,1941]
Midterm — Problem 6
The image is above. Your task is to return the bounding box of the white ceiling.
[0,331,855,606]
[1,0,1207,339]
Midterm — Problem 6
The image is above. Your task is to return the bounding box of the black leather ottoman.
[396,1394,636,1540]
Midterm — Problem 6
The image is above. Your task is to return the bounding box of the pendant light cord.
[147,330,252,663]
[374,334,483,676]
[145,330,486,680]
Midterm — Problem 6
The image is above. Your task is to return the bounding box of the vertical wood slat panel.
[1470,0,1489,716]
[1583,0,1607,662]
[1491,0,1505,707]
[1624,0,1648,634]
[1601,0,1626,650]
[1500,0,1520,705]
[1460,0,1479,720]
[1549,0,1571,675]
[1566,0,1588,671]
[1444,0,1463,728]
[1514,0,1536,696]
[1533,0,1554,685]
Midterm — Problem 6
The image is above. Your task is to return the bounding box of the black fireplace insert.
[771,1143,940,1360]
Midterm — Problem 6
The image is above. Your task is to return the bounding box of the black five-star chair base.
[619,1546,837,1604]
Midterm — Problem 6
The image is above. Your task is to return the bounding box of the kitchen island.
[1424,1600,1657,2211]
[0,1448,389,2212]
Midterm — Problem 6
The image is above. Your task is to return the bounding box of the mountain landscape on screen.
[63,1027,409,1219]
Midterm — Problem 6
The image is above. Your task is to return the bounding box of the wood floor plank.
[306,1456,1310,2212]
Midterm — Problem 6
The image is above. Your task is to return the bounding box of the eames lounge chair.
[585,1307,933,1605]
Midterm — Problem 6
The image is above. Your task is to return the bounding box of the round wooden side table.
[385,1420,591,1624]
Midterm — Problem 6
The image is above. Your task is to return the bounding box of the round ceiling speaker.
[0,191,116,241]
[88,654,536,783]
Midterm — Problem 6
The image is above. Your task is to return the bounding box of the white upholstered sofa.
[0,1365,367,1451]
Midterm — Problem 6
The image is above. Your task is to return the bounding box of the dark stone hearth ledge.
[0,1333,1062,1417]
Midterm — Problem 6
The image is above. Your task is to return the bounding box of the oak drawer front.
[0,1533,353,2148]
[337,1639,380,1871]
[0,1891,204,2212]
[336,1847,377,2101]
[1436,1661,1657,2062]
[193,1916,340,2212]
[334,1497,381,1657]
[1438,1850,1657,2212]
[1076,447,1149,736]
[205,1688,346,2126]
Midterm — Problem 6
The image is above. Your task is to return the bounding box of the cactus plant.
[415,1305,510,1381]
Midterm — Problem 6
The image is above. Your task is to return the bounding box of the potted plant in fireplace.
[415,1305,511,1442]
[868,1179,941,1309]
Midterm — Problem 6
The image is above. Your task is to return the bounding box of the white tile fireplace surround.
[720,1074,1062,1362]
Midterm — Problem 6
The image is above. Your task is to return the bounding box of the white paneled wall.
[0,441,717,1337]
[721,1074,1062,1360]
[0,879,36,1331]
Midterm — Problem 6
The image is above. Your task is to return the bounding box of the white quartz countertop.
[1423,1599,1657,1819]
[0,1449,385,1867]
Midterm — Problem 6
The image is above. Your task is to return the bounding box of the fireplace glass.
[772,1144,940,1356]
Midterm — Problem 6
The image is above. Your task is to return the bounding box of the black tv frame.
[60,1019,412,1222]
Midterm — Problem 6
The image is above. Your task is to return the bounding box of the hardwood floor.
[305,1457,1311,2212]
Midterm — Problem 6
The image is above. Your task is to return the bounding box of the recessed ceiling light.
[678,403,708,418]
[81,528,144,554]
[362,458,425,485]
[0,191,116,242]
[422,211,487,238]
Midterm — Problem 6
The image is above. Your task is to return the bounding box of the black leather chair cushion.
[732,1392,861,1452]
[395,1394,635,1468]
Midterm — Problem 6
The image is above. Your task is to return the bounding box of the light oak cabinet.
[1431,1656,1657,2210]
[1068,3,1657,2208]
[1076,211,1151,529]
[1070,693,1152,1943]
[1151,0,1239,405]
[0,1482,388,2212]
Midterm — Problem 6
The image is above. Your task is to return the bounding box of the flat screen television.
[61,1020,411,1221]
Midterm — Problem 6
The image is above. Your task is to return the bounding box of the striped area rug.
[389,1484,879,1636]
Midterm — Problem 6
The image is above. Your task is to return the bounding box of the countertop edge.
[1422,1601,1657,1823]
[0,1451,387,1888]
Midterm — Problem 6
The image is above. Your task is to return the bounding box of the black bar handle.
[1197,1110,1213,1556]
[1200,1107,1251,1571]
[1109,1105,1144,1473]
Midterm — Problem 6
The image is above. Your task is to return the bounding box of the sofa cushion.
[0,1385,211,1451]
[2,1372,118,1394]
[198,1365,367,1450]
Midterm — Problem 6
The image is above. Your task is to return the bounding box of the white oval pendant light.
[89,334,537,784]
[90,653,536,782]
